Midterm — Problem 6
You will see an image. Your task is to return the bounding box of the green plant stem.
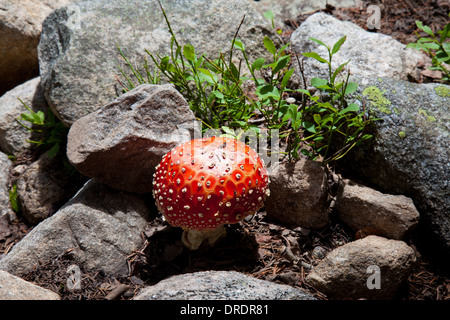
[157,0,187,72]
[229,15,246,67]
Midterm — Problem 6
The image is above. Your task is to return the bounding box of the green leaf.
[338,103,360,115]
[436,53,450,63]
[252,57,265,71]
[231,120,248,127]
[272,55,290,74]
[198,68,218,84]
[296,88,311,96]
[258,84,279,98]
[20,113,36,123]
[277,43,290,57]
[320,115,334,126]
[439,23,450,43]
[303,121,316,133]
[36,111,46,125]
[309,37,328,49]
[417,37,435,43]
[415,20,424,29]
[263,36,277,55]
[313,136,325,142]
[196,73,210,84]
[166,63,176,74]
[421,42,440,50]
[331,60,350,84]
[248,125,261,135]
[317,101,337,113]
[281,69,294,89]
[9,184,20,213]
[406,42,422,50]
[183,44,195,61]
[212,90,224,100]
[416,20,434,37]
[233,39,245,51]
[332,36,347,55]
[221,126,236,136]
[228,60,240,79]
[313,114,322,125]
[263,10,275,28]
[302,52,328,64]
[344,82,358,95]
[160,56,170,69]
[311,77,328,88]
[287,103,297,116]
[220,133,237,139]
[443,42,450,52]
[301,149,312,157]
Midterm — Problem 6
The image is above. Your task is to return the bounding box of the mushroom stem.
[181,225,227,250]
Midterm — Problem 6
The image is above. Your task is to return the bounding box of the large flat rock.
[134,270,316,300]
[66,84,195,194]
[38,0,278,126]
[341,79,450,266]
[290,13,424,87]
[0,0,78,95]
[0,179,151,276]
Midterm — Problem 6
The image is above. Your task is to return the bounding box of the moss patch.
[362,86,392,114]
[435,85,450,97]
[418,108,437,122]
[398,131,407,139]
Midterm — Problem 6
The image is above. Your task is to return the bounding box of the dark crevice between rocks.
[129,219,260,287]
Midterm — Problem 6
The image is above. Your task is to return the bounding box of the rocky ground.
[6,207,449,300]
[0,0,449,300]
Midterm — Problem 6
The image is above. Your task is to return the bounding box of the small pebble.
[286,97,296,104]
[312,246,327,260]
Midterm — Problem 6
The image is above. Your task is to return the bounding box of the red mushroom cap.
[152,136,270,230]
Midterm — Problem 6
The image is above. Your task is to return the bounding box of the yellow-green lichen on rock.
[362,86,392,114]
[435,85,450,98]
[398,131,407,139]
[418,108,437,123]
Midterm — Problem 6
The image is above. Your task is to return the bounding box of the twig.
[247,117,266,124]
[280,236,313,270]
[105,284,130,300]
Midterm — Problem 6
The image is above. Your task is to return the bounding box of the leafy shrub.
[16,100,68,158]
[117,0,375,164]
[407,16,450,83]
[9,183,20,213]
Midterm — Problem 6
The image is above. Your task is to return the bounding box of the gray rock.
[340,79,450,265]
[0,179,151,276]
[16,152,86,224]
[0,77,47,157]
[264,159,330,229]
[0,152,14,221]
[67,83,195,194]
[38,0,279,126]
[134,270,316,300]
[290,13,424,88]
[248,0,357,25]
[0,270,60,300]
[0,0,78,95]
[335,180,420,240]
[306,236,416,299]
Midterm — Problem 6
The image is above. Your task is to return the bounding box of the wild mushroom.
[152,136,270,250]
